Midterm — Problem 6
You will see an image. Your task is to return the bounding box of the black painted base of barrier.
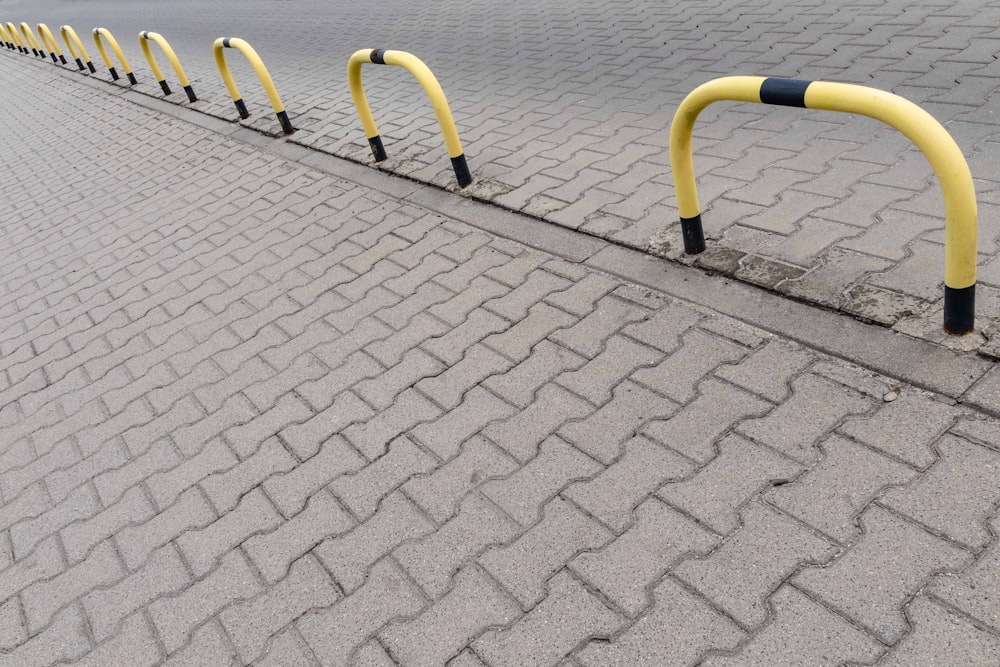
[680,214,706,254]
[451,154,473,188]
[75,58,84,70]
[109,66,119,80]
[49,53,57,63]
[944,284,975,335]
[159,80,171,95]
[31,48,38,57]
[127,72,137,85]
[184,85,197,103]
[277,111,294,135]
[369,135,387,162]
[87,61,96,73]
[59,54,67,65]
[234,98,249,119]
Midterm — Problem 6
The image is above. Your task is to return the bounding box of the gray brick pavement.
[1,40,999,666]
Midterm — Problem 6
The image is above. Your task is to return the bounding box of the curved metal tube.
[139,31,196,101]
[213,37,292,134]
[669,76,978,334]
[347,48,471,187]
[37,24,66,64]
[61,25,95,72]
[93,27,137,84]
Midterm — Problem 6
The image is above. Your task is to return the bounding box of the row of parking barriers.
[0,19,981,335]
[0,21,471,189]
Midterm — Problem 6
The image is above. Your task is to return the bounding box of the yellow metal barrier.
[213,37,292,134]
[37,24,67,65]
[92,27,137,84]
[5,22,26,54]
[61,25,96,72]
[19,22,44,59]
[669,75,978,334]
[139,31,196,102]
[347,49,472,188]
[0,23,17,52]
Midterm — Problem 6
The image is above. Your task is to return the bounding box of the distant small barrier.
[139,31,196,102]
[92,27,136,84]
[0,23,17,52]
[60,25,95,72]
[37,24,67,65]
[670,75,978,335]
[18,22,44,59]
[347,48,472,188]
[5,22,27,54]
[213,37,292,134]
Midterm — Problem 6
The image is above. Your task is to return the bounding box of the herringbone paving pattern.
[0,46,999,665]
[2,0,1000,338]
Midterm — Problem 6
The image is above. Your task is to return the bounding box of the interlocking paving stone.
[575,576,746,666]
[674,500,838,628]
[877,595,1000,667]
[296,558,427,664]
[700,585,885,666]
[569,499,719,617]
[737,373,873,465]
[839,389,967,469]
[473,571,627,665]
[764,434,917,544]
[479,497,614,608]
[658,433,802,535]
[793,505,973,644]
[879,434,1000,549]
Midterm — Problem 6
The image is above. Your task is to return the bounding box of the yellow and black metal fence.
[670,75,978,334]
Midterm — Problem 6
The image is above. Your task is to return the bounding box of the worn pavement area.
[2,2,1000,665]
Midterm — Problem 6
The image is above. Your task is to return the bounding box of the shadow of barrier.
[60,25,95,73]
[347,48,472,188]
[670,76,978,335]
[37,24,66,65]
[139,31,196,102]
[19,22,44,59]
[213,37,292,134]
[92,27,136,84]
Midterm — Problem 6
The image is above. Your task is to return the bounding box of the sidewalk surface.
[1,2,1000,666]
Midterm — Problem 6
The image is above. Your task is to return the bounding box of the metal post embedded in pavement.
[19,22,44,58]
[139,31,196,102]
[213,37,293,134]
[5,22,26,54]
[37,24,67,65]
[347,48,472,188]
[0,23,16,51]
[669,76,978,335]
[61,25,96,72]
[93,27,137,85]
